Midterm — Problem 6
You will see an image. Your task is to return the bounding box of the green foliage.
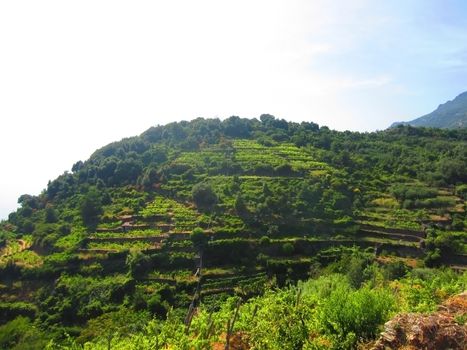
[326,249,373,288]
[2,116,467,348]
[0,302,37,324]
[383,260,409,280]
[424,230,467,266]
[390,184,437,202]
[77,309,149,344]
[37,274,133,326]
[317,284,395,347]
[397,268,467,313]
[80,188,102,229]
[0,316,47,350]
[234,194,249,218]
[87,240,153,251]
[456,184,467,199]
[26,270,467,350]
[192,182,218,210]
[126,251,150,278]
[259,235,270,245]
[190,227,208,252]
[282,242,295,255]
[45,206,58,223]
[54,229,85,250]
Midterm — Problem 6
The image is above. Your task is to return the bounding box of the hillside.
[391,91,467,129]
[0,115,466,349]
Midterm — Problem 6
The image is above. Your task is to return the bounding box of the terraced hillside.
[0,116,466,347]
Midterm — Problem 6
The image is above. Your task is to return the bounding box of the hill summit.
[391,91,467,128]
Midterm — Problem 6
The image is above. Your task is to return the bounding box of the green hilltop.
[1,115,466,349]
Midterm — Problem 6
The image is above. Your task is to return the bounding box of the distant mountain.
[391,91,467,128]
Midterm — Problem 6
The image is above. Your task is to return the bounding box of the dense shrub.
[192,182,218,210]
[318,284,395,347]
[282,242,294,255]
[0,316,47,350]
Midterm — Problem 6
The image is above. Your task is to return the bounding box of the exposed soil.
[371,292,467,350]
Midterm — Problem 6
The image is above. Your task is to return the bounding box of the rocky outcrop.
[372,292,467,350]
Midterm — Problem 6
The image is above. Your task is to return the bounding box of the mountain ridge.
[391,91,467,128]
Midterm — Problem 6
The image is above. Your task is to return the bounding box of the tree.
[113,158,143,185]
[126,251,150,278]
[234,194,249,218]
[438,158,467,184]
[260,114,275,125]
[44,206,58,223]
[192,182,217,210]
[17,194,40,209]
[20,220,35,234]
[140,167,160,189]
[346,254,369,288]
[223,116,251,138]
[190,227,208,253]
[71,160,84,173]
[80,189,102,229]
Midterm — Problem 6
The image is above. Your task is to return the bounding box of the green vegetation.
[33,268,467,350]
[0,116,466,348]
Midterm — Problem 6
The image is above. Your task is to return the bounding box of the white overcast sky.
[1,0,466,219]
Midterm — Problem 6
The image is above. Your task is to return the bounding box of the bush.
[192,182,218,210]
[190,227,208,252]
[0,316,47,350]
[383,261,409,280]
[126,251,151,278]
[318,285,394,348]
[282,242,294,255]
[456,184,467,199]
[259,236,270,245]
[147,294,168,317]
[390,184,437,202]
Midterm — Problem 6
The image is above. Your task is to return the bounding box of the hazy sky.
[1,0,467,219]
